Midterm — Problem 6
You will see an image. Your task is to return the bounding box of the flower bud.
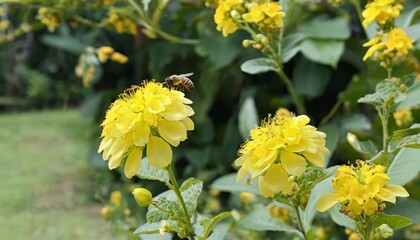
[230,10,240,19]
[101,206,111,219]
[242,39,251,48]
[132,188,152,207]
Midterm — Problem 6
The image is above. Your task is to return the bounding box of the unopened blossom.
[235,114,329,198]
[98,81,194,178]
[393,108,413,127]
[362,0,403,27]
[317,160,409,218]
[37,7,63,32]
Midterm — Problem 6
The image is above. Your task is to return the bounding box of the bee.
[165,73,194,92]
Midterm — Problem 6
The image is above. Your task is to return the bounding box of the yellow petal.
[262,164,288,193]
[108,154,123,170]
[157,119,187,147]
[161,102,190,121]
[124,148,143,178]
[133,123,150,147]
[378,188,396,203]
[303,151,324,167]
[281,151,307,176]
[317,193,338,212]
[258,176,275,198]
[181,117,194,131]
[109,135,130,159]
[147,136,172,169]
[385,184,409,197]
[98,137,113,153]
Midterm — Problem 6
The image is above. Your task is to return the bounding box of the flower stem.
[166,165,195,240]
[294,205,308,240]
[378,107,389,153]
[276,68,307,115]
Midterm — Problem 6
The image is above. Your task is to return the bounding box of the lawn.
[0,109,122,240]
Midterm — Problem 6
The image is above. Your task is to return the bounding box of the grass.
[0,109,123,240]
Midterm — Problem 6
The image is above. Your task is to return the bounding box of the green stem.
[379,107,389,153]
[154,28,199,45]
[319,98,343,127]
[294,205,308,240]
[166,165,195,240]
[351,0,368,37]
[276,68,307,115]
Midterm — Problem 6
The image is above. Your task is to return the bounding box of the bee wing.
[179,72,194,77]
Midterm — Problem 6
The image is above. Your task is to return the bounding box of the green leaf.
[396,6,420,28]
[211,173,260,194]
[346,133,378,157]
[197,20,243,69]
[405,23,420,41]
[238,97,259,140]
[372,213,412,231]
[328,204,356,229]
[395,81,420,110]
[300,39,344,68]
[238,204,303,237]
[358,79,406,108]
[293,57,332,98]
[136,157,169,184]
[281,33,305,63]
[240,58,277,74]
[185,146,212,169]
[41,35,85,54]
[207,221,231,240]
[387,147,420,186]
[303,173,337,232]
[202,212,232,240]
[341,113,372,133]
[319,123,339,167]
[386,198,420,224]
[390,125,420,150]
[146,191,184,222]
[180,178,203,217]
[297,16,350,40]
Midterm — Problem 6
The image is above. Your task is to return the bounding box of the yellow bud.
[209,189,220,197]
[111,52,129,64]
[97,46,114,62]
[101,206,111,219]
[378,224,393,238]
[242,39,251,48]
[230,10,240,19]
[132,188,152,207]
[124,208,131,217]
[239,192,255,203]
[110,191,122,206]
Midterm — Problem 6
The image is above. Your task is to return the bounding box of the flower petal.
[158,119,187,147]
[281,150,307,176]
[133,123,150,147]
[124,148,143,178]
[317,193,338,212]
[385,184,409,197]
[147,136,172,169]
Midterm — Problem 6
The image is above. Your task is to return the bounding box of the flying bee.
[165,73,194,92]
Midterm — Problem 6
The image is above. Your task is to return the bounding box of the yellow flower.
[37,7,63,32]
[242,2,285,30]
[235,114,329,197]
[111,52,129,64]
[0,20,10,30]
[214,0,244,37]
[106,11,137,35]
[98,81,194,178]
[362,0,403,27]
[317,160,409,218]
[110,191,122,206]
[363,27,413,62]
[393,108,413,127]
[101,206,111,219]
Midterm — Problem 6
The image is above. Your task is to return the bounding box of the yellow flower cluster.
[242,2,285,30]
[317,160,409,218]
[363,27,414,62]
[37,7,63,32]
[235,114,329,198]
[106,11,137,35]
[97,46,128,64]
[214,0,285,37]
[362,0,403,27]
[98,81,194,178]
[101,190,131,220]
[393,108,413,127]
